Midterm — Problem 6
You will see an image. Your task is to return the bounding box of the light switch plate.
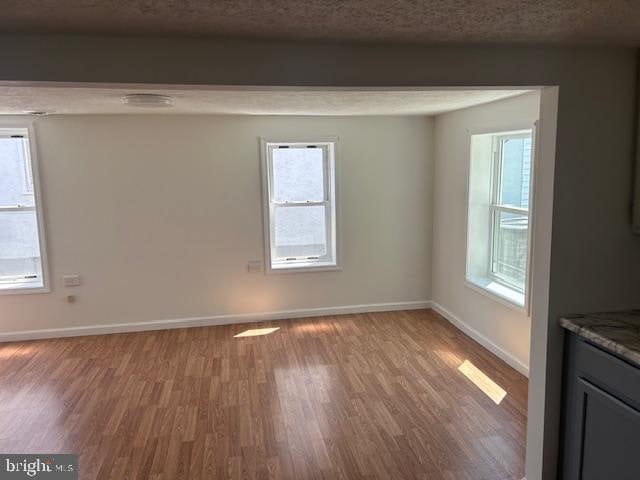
[63,274,81,287]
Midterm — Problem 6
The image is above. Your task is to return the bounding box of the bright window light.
[466,128,534,308]
[261,139,338,273]
[0,128,47,293]
[458,359,507,405]
[234,327,280,338]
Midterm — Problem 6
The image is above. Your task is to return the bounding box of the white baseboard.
[0,300,432,343]
[430,301,529,377]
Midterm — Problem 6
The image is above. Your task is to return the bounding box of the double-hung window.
[466,128,534,308]
[489,133,532,291]
[261,139,338,272]
[0,127,48,292]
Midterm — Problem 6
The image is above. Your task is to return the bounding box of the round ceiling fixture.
[26,111,49,116]
[122,94,175,108]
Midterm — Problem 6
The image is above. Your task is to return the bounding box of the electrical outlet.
[63,274,81,287]
[247,260,263,273]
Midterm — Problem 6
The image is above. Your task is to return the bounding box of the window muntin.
[263,141,337,271]
[0,129,46,291]
[489,133,532,293]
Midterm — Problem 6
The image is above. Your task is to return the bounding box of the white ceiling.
[0,85,533,116]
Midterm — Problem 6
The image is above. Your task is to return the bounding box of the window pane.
[499,136,532,208]
[492,210,528,291]
[0,138,34,207]
[272,147,324,203]
[0,210,42,282]
[0,136,43,287]
[274,205,326,259]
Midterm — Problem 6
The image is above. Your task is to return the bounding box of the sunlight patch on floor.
[458,359,507,405]
[234,327,280,338]
[292,322,333,334]
[0,345,34,359]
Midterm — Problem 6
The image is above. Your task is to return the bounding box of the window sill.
[465,276,526,312]
[0,281,48,296]
[268,261,341,274]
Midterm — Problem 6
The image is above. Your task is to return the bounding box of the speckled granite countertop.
[560,310,640,366]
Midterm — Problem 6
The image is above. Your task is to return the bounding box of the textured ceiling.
[0,85,531,116]
[0,1,639,45]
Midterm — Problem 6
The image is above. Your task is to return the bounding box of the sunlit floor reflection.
[234,327,280,338]
[458,359,507,405]
[292,321,334,334]
[0,345,35,359]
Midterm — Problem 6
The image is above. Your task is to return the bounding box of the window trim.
[464,123,537,312]
[0,122,50,295]
[260,137,340,274]
[21,138,34,194]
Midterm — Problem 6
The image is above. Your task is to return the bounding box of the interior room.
[0,84,548,478]
[0,5,639,480]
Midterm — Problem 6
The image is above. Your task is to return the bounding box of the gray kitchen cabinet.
[560,332,640,479]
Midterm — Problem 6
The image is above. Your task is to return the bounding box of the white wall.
[431,92,541,375]
[0,114,433,335]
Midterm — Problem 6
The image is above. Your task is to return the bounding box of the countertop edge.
[560,313,640,367]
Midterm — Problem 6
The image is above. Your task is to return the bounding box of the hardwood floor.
[0,309,527,479]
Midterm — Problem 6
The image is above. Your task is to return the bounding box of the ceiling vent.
[122,94,175,108]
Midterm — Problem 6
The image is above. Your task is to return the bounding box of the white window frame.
[488,132,531,293]
[0,123,50,295]
[21,139,34,194]
[260,137,340,273]
[464,124,537,312]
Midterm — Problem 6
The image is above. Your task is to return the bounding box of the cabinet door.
[575,378,640,480]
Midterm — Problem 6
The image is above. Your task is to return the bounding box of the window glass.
[498,136,532,209]
[0,135,44,289]
[273,205,327,259]
[491,210,528,289]
[272,147,324,203]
